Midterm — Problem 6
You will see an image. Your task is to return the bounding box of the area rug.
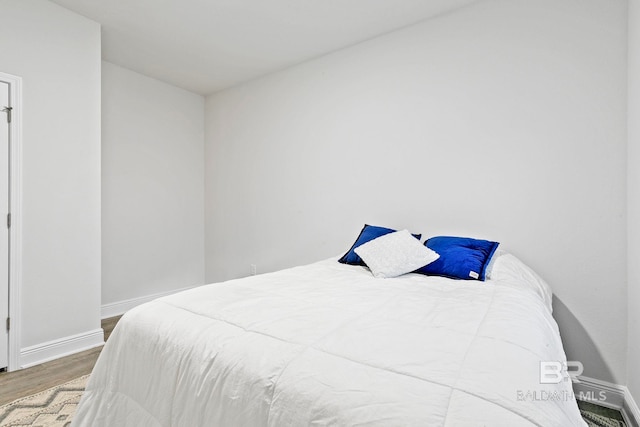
[581,410,627,427]
[579,399,627,427]
[0,375,88,427]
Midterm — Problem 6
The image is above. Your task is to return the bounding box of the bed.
[73,248,586,426]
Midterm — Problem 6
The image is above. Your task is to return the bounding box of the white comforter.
[73,255,586,427]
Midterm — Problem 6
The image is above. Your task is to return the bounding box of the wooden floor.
[0,316,121,406]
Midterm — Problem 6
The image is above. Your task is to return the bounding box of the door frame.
[0,71,22,372]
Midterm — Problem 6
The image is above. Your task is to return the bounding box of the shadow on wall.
[552,296,615,384]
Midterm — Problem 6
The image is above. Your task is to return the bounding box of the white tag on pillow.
[469,271,479,279]
[354,229,439,278]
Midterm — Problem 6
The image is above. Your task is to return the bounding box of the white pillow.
[354,229,439,278]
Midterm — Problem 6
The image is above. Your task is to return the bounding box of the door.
[0,81,9,370]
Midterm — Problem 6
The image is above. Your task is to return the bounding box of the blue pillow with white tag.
[339,224,422,266]
[416,236,499,281]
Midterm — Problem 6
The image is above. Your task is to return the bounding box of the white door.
[0,81,9,370]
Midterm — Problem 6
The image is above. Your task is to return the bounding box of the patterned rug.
[0,376,88,427]
[581,411,627,427]
[579,400,627,427]
[0,375,629,426]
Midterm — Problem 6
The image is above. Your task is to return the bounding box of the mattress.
[73,253,586,426]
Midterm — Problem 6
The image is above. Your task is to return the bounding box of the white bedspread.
[73,256,586,426]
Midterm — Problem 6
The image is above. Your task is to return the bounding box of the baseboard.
[101,286,197,319]
[20,328,104,369]
[574,375,625,408]
[575,376,640,427]
[624,387,640,427]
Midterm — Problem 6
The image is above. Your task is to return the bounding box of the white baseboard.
[574,375,625,408]
[101,286,197,319]
[624,387,640,427]
[20,328,104,369]
[16,288,198,370]
[575,375,640,427]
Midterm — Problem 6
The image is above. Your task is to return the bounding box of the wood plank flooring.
[0,316,121,406]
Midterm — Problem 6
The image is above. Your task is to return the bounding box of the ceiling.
[49,0,479,95]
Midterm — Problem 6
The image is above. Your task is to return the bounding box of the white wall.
[205,0,628,383]
[102,61,205,308]
[628,0,640,403]
[0,0,101,348]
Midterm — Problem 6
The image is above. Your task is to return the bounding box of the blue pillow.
[339,224,422,266]
[416,236,499,281]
